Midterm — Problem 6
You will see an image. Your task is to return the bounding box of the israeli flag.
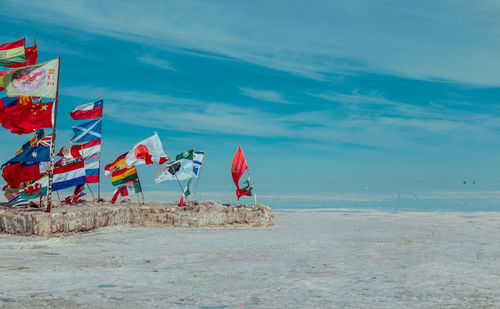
[71,119,102,143]
[193,150,205,177]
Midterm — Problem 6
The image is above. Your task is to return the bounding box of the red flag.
[2,162,44,188]
[65,183,86,204]
[4,45,38,68]
[1,101,53,134]
[231,146,248,192]
[178,194,185,207]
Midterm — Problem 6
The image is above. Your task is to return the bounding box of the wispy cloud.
[138,55,175,71]
[239,87,294,104]
[5,1,500,85]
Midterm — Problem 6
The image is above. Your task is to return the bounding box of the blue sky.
[2,1,500,198]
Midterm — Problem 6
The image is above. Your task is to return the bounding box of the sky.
[2,1,500,199]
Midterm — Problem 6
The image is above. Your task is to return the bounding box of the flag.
[1,101,54,134]
[1,161,47,188]
[178,194,185,207]
[57,139,101,160]
[105,152,127,177]
[71,118,102,143]
[52,160,87,191]
[184,178,192,197]
[2,136,51,167]
[154,159,193,183]
[4,44,38,68]
[193,150,205,177]
[64,183,86,204]
[19,176,48,200]
[70,99,103,120]
[111,166,138,186]
[14,129,44,155]
[8,195,29,208]
[236,179,254,200]
[175,149,193,161]
[0,96,33,121]
[84,159,100,183]
[0,38,26,66]
[111,180,140,204]
[3,58,59,98]
[0,69,9,91]
[125,133,168,167]
[231,146,250,200]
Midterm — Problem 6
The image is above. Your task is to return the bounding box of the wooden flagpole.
[46,56,61,213]
[188,148,194,201]
[193,150,205,202]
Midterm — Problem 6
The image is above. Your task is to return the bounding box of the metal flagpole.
[193,150,205,202]
[134,167,146,204]
[98,97,103,202]
[46,56,61,213]
[189,148,194,201]
[246,168,258,205]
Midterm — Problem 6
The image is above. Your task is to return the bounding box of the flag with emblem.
[0,69,9,91]
[71,118,102,143]
[70,99,103,120]
[3,58,59,98]
[125,133,168,167]
[2,136,51,167]
[4,44,38,68]
[111,180,141,204]
[0,38,26,66]
[1,100,54,134]
[105,152,127,177]
[154,158,193,183]
[19,176,48,200]
[57,139,101,160]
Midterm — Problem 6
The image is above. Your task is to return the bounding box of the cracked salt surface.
[0,210,499,308]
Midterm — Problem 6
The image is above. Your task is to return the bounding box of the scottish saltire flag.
[70,99,103,120]
[71,118,102,143]
[52,160,87,191]
[193,150,205,177]
[84,159,100,183]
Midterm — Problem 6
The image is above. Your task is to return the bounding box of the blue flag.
[71,119,102,143]
[2,136,51,168]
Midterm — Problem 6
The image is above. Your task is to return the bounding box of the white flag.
[125,132,168,167]
[154,159,193,183]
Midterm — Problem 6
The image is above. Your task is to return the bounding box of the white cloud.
[138,55,175,71]
[5,1,500,85]
[239,87,293,104]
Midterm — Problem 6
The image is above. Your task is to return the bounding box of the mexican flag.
[19,176,48,200]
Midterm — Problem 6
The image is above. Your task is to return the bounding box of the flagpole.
[189,148,194,201]
[98,97,103,202]
[46,56,61,213]
[247,168,258,205]
[134,167,146,204]
[193,150,205,202]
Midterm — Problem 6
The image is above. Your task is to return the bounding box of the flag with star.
[1,136,51,167]
[1,101,53,134]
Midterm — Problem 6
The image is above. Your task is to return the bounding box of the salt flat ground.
[0,210,499,308]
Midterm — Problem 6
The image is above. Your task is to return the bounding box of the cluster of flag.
[1,38,258,209]
[0,38,60,207]
[53,99,103,203]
